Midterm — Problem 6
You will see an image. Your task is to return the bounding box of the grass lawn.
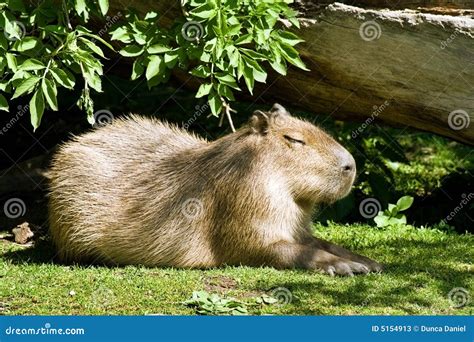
[1,223,472,315]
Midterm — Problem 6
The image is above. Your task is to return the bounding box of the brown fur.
[48,104,382,276]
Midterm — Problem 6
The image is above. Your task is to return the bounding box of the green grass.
[391,135,473,196]
[1,223,472,315]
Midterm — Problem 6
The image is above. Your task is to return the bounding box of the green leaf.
[196,83,212,98]
[387,203,398,216]
[278,43,309,71]
[5,53,17,72]
[0,94,9,112]
[50,68,75,89]
[131,59,144,81]
[110,27,133,43]
[217,83,234,101]
[41,78,58,111]
[164,51,179,68]
[215,73,238,89]
[270,58,287,76]
[190,65,211,78]
[396,196,414,211]
[272,30,304,46]
[82,66,102,92]
[242,65,254,94]
[18,59,45,71]
[79,37,105,58]
[98,0,109,15]
[44,25,68,35]
[208,92,222,117]
[12,37,41,52]
[144,12,158,21]
[235,34,252,45]
[74,0,89,21]
[30,87,45,131]
[119,45,144,57]
[226,46,239,68]
[12,76,40,99]
[145,55,164,80]
[147,44,172,54]
[0,34,7,51]
[76,26,114,50]
[374,214,389,228]
[189,4,217,19]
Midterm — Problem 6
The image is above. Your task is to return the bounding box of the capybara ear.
[249,110,270,134]
[270,103,290,116]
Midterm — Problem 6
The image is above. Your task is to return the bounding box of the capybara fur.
[48,104,381,276]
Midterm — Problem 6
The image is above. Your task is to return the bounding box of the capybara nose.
[340,154,356,175]
[342,163,354,172]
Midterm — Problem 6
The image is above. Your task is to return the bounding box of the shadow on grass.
[252,238,472,314]
[2,234,472,315]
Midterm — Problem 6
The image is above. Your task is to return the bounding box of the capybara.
[48,104,382,276]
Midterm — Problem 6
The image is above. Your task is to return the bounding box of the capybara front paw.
[318,258,371,277]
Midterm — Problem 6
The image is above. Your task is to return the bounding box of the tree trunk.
[108,1,474,145]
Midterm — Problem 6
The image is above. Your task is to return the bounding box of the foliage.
[0,0,113,129]
[183,290,248,315]
[111,0,306,119]
[0,0,307,130]
[374,196,414,228]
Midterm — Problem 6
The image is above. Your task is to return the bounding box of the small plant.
[374,195,414,227]
[183,291,248,315]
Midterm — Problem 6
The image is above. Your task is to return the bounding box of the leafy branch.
[1,0,309,131]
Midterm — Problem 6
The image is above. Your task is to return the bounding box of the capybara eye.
[284,135,305,145]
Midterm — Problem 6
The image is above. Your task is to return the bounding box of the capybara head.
[247,104,356,205]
